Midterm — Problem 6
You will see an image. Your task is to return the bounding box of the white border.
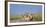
[8,2,44,25]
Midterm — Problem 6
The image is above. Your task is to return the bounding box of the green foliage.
[10,16,23,20]
[32,14,42,21]
[10,14,42,21]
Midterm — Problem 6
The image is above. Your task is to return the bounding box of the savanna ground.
[10,13,42,23]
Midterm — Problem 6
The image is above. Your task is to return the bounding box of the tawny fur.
[23,15,33,21]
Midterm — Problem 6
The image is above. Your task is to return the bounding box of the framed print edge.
[5,1,8,26]
[5,1,45,26]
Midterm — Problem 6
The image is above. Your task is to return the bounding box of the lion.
[23,14,33,21]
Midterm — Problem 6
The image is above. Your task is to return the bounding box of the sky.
[10,4,42,16]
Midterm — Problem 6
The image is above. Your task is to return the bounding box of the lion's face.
[24,15,32,21]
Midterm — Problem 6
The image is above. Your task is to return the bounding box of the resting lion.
[23,14,33,21]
